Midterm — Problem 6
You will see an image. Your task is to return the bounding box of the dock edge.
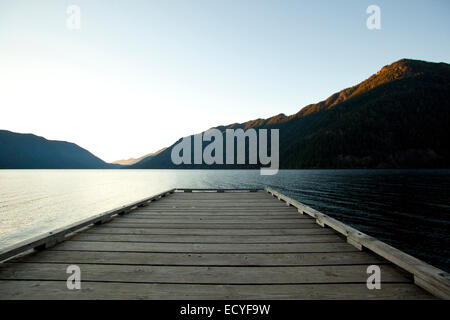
[265,187,450,300]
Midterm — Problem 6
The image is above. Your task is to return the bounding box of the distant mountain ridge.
[112,148,166,166]
[132,59,450,169]
[0,130,119,169]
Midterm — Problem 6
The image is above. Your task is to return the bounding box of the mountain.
[112,148,166,166]
[132,59,450,169]
[0,130,119,169]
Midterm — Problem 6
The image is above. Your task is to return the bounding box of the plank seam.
[8,262,394,267]
[0,279,414,285]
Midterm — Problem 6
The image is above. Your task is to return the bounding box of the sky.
[0,0,449,162]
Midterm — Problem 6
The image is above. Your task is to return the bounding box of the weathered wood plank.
[148,201,289,204]
[155,202,280,205]
[0,281,432,300]
[145,198,290,203]
[47,240,359,253]
[171,195,271,198]
[0,263,410,284]
[158,197,283,200]
[70,233,344,244]
[175,188,263,193]
[113,218,310,224]
[133,211,301,216]
[149,199,286,202]
[143,207,295,211]
[136,209,300,213]
[102,222,318,229]
[168,200,277,203]
[175,195,271,198]
[90,226,334,236]
[131,213,303,218]
[12,250,386,266]
[142,208,291,211]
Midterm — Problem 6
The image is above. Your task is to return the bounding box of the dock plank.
[113,218,311,224]
[47,240,357,253]
[130,214,304,219]
[0,263,411,284]
[69,233,344,244]
[0,281,432,300]
[102,222,318,229]
[132,212,302,216]
[89,226,335,235]
[12,250,386,266]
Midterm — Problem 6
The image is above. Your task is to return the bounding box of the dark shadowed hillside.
[133,59,450,169]
[0,130,118,169]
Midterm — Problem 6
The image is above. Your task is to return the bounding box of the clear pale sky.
[0,0,449,162]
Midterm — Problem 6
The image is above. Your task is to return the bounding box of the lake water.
[0,169,449,271]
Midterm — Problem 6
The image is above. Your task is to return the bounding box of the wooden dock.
[0,188,448,299]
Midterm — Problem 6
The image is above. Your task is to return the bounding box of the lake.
[0,169,449,271]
